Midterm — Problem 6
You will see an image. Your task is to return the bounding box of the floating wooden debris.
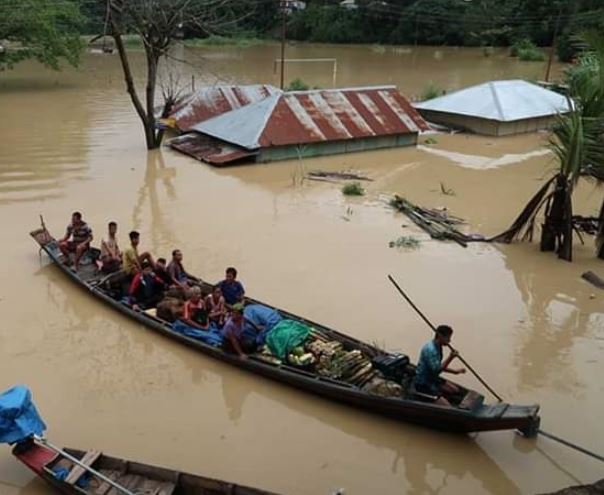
[390,195,481,247]
[306,170,373,182]
[581,271,604,290]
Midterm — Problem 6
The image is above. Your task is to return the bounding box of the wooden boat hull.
[30,228,540,436]
[14,443,277,494]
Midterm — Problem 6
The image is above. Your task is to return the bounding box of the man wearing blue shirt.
[218,267,245,306]
[414,325,466,406]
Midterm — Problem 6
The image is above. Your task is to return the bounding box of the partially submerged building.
[169,85,428,165]
[169,84,281,132]
[414,79,572,136]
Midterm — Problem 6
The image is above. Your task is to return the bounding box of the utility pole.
[280,0,286,90]
[545,4,563,83]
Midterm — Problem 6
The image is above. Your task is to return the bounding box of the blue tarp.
[172,320,224,347]
[0,386,46,444]
[243,304,282,345]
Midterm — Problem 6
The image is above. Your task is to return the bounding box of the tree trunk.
[145,49,161,150]
[111,26,157,149]
[557,184,573,262]
[540,174,566,252]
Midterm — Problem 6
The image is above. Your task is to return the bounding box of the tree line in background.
[284,0,604,61]
[3,0,604,73]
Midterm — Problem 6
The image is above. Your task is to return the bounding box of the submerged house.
[169,85,428,165]
[168,84,281,132]
[414,80,572,136]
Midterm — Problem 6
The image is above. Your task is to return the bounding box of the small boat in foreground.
[30,225,541,436]
[1,386,276,495]
[15,442,277,495]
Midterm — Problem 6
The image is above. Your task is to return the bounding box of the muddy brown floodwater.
[0,43,602,495]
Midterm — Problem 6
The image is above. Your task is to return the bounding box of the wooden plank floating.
[390,195,482,247]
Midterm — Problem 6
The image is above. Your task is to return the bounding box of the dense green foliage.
[74,0,604,61]
[287,0,604,60]
[0,0,84,70]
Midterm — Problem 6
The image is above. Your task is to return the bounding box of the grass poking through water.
[342,182,365,196]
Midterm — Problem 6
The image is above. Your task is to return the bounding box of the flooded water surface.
[0,44,602,495]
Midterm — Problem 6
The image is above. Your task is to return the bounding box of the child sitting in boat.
[206,286,227,326]
[181,286,209,330]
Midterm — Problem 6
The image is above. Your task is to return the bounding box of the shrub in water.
[420,83,445,101]
[342,182,365,196]
[511,39,545,61]
[285,78,311,91]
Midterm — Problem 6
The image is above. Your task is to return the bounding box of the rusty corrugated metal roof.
[170,84,281,131]
[169,134,256,165]
[190,86,428,150]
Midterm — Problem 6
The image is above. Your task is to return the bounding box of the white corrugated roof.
[415,80,572,122]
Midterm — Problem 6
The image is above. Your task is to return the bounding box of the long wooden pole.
[280,1,286,90]
[545,5,563,83]
[387,275,504,402]
[34,436,135,495]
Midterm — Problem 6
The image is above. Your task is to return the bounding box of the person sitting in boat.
[167,249,193,288]
[180,286,210,330]
[155,258,174,287]
[413,325,466,406]
[123,231,154,277]
[222,303,255,358]
[58,211,93,272]
[206,286,227,326]
[128,261,166,310]
[100,221,122,273]
[218,267,245,306]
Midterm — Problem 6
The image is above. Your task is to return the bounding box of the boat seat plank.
[65,450,102,485]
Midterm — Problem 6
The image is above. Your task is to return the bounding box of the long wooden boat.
[30,227,540,436]
[14,441,277,494]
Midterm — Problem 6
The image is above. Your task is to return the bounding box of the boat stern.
[13,441,57,475]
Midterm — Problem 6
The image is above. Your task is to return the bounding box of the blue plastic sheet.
[0,386,46,444]
[243,304,283,345]
[172,320,224,346]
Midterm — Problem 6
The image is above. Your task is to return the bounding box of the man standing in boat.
[413,325,466,406]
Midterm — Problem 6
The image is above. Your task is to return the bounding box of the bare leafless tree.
[107,0,249,149]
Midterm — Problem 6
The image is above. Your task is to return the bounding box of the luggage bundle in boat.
[301,336,405,396]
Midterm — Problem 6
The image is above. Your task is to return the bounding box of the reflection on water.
[0,44,602,495]
[132,151,178,250]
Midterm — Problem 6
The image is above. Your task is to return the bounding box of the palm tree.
[493,30,604,261]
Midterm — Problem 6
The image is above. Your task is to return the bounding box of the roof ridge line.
[286,85,397,94]
[489,81,506,121]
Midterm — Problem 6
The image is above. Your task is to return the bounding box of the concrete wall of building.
[257,134,417,162]
[418,110,559,136]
